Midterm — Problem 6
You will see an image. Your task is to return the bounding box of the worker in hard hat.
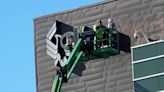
[93,19,105,48]
[107,18,117,47]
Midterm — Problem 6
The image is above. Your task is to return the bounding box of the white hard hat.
[108,18,113,23]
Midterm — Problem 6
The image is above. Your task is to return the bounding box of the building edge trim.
[34,0,117,21]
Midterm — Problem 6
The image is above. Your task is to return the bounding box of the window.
[134,75,164,92]
[133,57,164,79]
[132,40,164,61]
[131,40,164,92]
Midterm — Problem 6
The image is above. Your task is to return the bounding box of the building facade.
[34,0,164,92]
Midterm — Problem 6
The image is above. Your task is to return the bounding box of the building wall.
[34,0,164,92]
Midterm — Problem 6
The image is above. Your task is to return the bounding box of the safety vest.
[96,27,104,39]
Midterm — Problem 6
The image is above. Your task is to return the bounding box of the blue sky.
[0,0,102,92]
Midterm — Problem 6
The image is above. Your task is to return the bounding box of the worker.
[107,18,118,47]
[93,19,105,48]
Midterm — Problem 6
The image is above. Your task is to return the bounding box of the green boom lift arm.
[51,39,83,92]
[51,26,120,92]
[51,75,62,92]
